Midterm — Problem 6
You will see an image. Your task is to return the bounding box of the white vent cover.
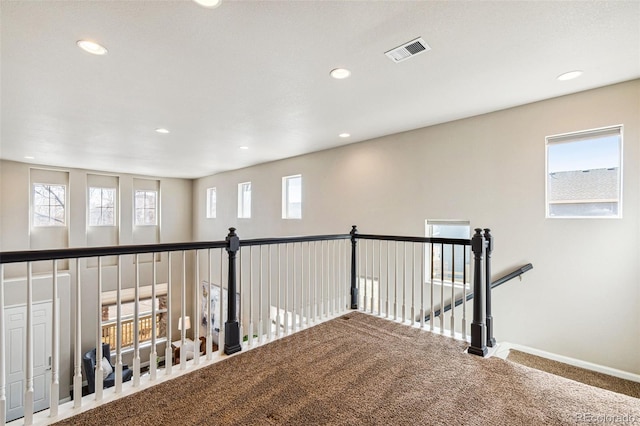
[385,37,431,63]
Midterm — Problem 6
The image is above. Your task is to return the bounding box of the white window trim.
[282,174,302,220]
[238,182,252,219]
[545,124,623,219]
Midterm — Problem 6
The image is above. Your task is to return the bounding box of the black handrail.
[424,263,533,322]
[355,233,471,246]
[239,233,350,247]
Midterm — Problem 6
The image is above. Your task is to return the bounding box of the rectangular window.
[89,187,116,226]
[32,183,66,227]
[546,126,622,218]
[206,187,217,219]
[426,220,470,286]
[134,190,158,226]
[238,182,251,218]
[282,175,302,219]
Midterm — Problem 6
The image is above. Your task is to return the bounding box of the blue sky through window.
[548,135,619,173]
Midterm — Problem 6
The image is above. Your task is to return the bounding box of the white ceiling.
[1,1,639,179]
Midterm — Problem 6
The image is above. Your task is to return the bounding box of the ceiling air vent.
[385,37,431,63]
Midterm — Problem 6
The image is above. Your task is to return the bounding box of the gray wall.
[193,80,640,374]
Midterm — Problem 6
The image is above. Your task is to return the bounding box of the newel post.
[350,225,358,309]
[484,228,496,348]
[224,228,242,355]
[468,228,488,356]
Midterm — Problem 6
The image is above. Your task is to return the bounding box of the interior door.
[5,301,52,423]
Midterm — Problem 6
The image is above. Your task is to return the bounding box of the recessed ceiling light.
[239,146,249,150]
[24,156,35,160]
[76,40,108,56]
[193,0,222,8]
[330,68,351,80]
[557,70,583,81]
[339,133,351,138]
[155,128,170,134]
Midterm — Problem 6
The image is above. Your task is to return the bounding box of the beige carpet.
[54,312,640,425]
[507,349,640,399]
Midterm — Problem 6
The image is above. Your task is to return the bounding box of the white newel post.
[95,258,103,401]
[50,260,60,417]
[73,259,82,408]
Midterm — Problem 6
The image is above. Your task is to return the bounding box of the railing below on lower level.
[0,225,495,425]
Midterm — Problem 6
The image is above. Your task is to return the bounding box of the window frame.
[206,187,217,219]
[134,189,158,226]
[237,182,252,219]
[282,174,302,219]
[545,125,623,219]
[32,183,67,227]
[88,186,117,227]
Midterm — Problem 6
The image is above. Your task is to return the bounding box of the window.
[426,220,470,285]
[238,182,251,218]
[32,183,66,227]
[134,190,158,226]
[206,187,217,219]
[89,187,116,226]
[546,126,622,218]
[282,175,302,219]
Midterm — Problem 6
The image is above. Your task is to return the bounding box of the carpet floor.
[507,349,640,400]
[54,312,640,425]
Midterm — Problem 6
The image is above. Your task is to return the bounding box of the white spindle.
[440,243,445,334]
[50,260,59,417]
[95,257,103,401]
[238,249,243,346]
[194,251,200,364]
[24,263,34,425]
[292,244,297,331]
[421,244,425,328]
[165,253,173,376]
[0,264,5,426]
[313,242,317,323]
[394,242,398,320]
[299,244,304,327]
[450,245,455,337]
[402,242,407,323]
[206,250,213,360]
[411,243,416,325]
[258,246,264,343]
[277,246,281,337]
[116,256,123,391]
[180,251,186,369]
[321,241,325,317]
[370,241,375,314]
[363,240,368,313]
[133,254,141,384]
[248,247,253,347]
[150,253,158,379]
[267,246,272,341]
[73,259,82,408]
[218,249,224,356]
[430,243,435,332]
[462,247,468,340]
[386,242,390,319]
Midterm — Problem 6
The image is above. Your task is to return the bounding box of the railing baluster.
[218,248,224,355]
[206,250,213,359]
[259,246,264,343]
[364,239,368,312]
[386,241,390,319]
[95,257,103,401]
[151,252,158,378]
[116,256,124,388]
[73,259,82,408]
[430,243,434,332]
[238,248,243,347]
[394,242,398,320]
[284,244,289,335]
[0,264,5,426]
[440,243,445,334]
[420,244,425,329]
[50,260,59,417]
[313,242,317,322]
[179,251,186,368]
[276,245,281,337]
[194,250,201,364]
[450,245,455,337]
[306,242,311,324]
[165,253,173,375]
[267,246,272,341]
[292,244,296,331]
[484,229,496,347]
[462,247,468,340]
[377,241,381,316]
[248,247,253,346]
[411,243,415,325]
[134,254,141,382]
[402,242,406,323]
[24,262,33,425]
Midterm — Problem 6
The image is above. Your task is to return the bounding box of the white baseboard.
[496,342,640,384]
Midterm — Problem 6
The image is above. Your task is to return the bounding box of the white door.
[5,302,52,423]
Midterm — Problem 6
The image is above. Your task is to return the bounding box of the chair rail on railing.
[0,225,495,425]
